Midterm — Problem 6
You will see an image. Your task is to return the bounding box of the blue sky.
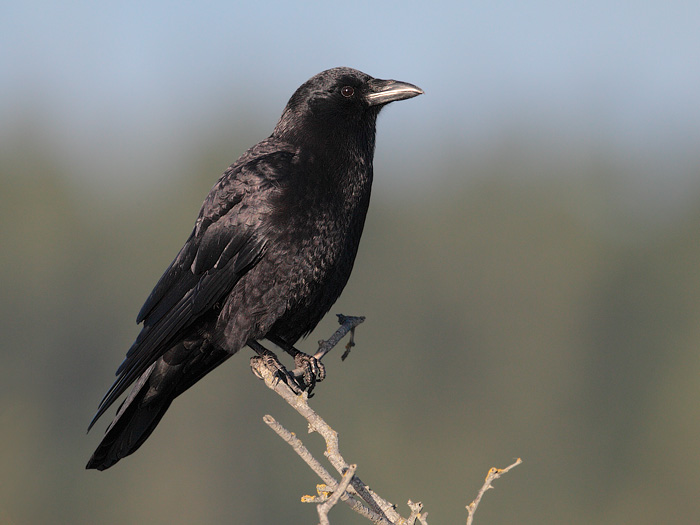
[2,1,699,192]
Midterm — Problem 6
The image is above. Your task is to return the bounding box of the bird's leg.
[267,334,326,396]
[248,340,305,395]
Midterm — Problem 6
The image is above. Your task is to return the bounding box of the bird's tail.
[86,362,174,471]
[87,339,234,471]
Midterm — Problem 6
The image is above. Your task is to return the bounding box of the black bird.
[86,67,422,471]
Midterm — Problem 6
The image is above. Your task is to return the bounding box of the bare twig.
[254,313,519,524]
[254,361,398,524]
[263,415,380,522]
[466,458,522,525]
[263,415,336,487]
[314,314,365,361]
[339,315,360,361]
[318,464,357,525]
[253,315,405,524]
[406,500,429,525]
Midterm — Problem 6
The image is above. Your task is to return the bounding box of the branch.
[465,458,522,525]
[253,315,407,524]
[253,314,520,524]
[263,414,381,523]
[314,314,365,361]
[407,500,429,525]
[318,464,357,525]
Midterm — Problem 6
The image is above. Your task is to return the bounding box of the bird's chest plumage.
[219,157,372,348]
[264,161,372,340]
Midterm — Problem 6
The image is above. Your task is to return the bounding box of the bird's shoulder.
[196,138,299,229]
[134,139,298,325]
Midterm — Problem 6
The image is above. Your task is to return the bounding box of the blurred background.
[2,1,700,523]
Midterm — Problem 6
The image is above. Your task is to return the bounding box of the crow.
[86,67,422,471]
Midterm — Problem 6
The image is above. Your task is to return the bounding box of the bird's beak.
[365,79,424,106]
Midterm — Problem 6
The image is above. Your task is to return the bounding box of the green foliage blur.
[1,120,699,525]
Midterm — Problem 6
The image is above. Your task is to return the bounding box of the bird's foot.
[265,335,326,396]
[249,343,318,395]
[290,352,326,397]
[249,352,303,395]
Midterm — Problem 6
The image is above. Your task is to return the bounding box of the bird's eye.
[341,86,354,98]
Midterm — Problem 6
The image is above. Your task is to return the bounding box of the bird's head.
[273,67,423,146]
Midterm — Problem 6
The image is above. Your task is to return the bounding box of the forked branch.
[252,314,520,524]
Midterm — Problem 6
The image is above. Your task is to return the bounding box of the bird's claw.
[250,351,321,396]
[290,353,326,396]
[250,353,287,382]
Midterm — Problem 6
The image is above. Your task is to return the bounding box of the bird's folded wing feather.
[89,148,294,429]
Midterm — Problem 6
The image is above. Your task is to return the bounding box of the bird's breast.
[260,171,372,340]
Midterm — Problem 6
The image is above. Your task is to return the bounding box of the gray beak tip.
[366,79,424,106]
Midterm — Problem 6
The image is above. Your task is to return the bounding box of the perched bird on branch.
[86,67,422,471]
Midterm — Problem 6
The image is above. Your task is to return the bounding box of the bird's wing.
[89,148,293,429]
